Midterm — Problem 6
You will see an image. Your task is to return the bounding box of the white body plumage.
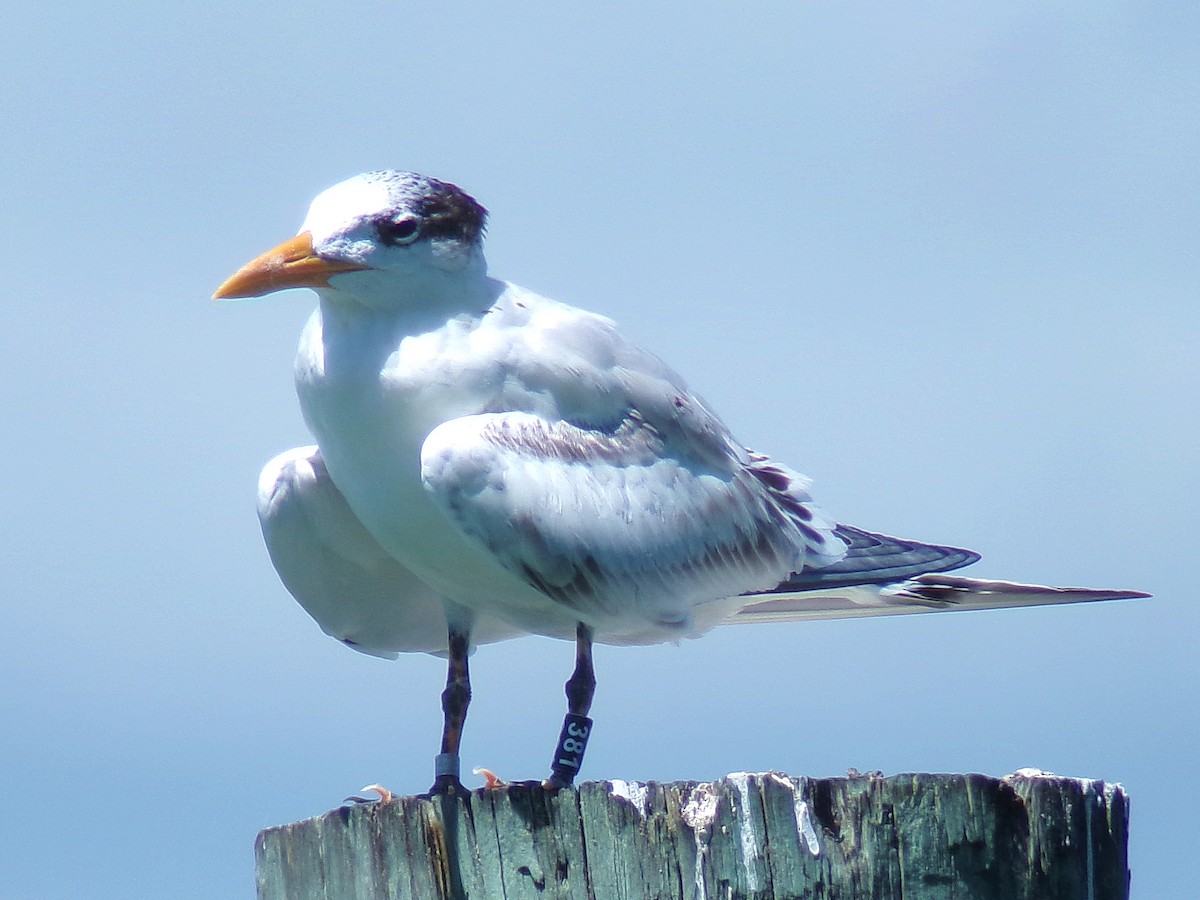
[222,170,1143,664]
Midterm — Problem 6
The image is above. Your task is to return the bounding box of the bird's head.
[213,171,489,303]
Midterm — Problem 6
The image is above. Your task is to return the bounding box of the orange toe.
[472,767,506,790]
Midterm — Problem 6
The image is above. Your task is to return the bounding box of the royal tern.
[216,171,1146,794]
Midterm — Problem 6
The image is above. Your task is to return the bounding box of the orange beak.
[212,232,369,299]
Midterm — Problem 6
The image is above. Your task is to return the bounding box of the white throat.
[316,263,499,325]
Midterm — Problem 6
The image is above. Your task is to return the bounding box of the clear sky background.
[3,3,1196,897]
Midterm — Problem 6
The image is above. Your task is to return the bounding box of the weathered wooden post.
[255,769,1128,899]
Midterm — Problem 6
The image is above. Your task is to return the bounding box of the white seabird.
[216,170,1146,793]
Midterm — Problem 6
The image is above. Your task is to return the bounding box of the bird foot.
[541,772,575,792]
[473,767,506,790]
[344,783,394,804]
[423,774,467,798]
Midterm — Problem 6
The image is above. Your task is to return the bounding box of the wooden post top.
[256,770,1129,899]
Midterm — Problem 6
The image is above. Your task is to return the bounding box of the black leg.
[429,625,471,796]
[565,623,596,717]
[544,623,596,790]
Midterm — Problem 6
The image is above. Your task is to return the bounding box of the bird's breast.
[292,304,563,618]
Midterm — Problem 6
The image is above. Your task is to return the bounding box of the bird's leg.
[430,625,471,796]
[544,623,595,790]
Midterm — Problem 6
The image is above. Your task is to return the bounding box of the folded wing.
[421,411,847,637]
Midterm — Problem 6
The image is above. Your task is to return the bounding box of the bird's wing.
[258,446,525,657]
[420,409,846,636]
[729,571,1148,625]
[774,524,981,590]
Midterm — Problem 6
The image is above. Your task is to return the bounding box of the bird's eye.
[376,216,421,246]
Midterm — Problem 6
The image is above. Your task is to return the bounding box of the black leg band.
[548,712,593,787]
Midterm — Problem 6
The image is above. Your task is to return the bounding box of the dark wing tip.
[768,524,980,593]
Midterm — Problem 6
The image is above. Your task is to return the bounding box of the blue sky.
[3,3,1196,896]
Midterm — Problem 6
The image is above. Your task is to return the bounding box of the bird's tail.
[729,572,1148,625]
[724,523,1146,624]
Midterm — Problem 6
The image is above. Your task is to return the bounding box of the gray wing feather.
[730,573,1147,625]
[769,524,980,592]
[421,411,845,632]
